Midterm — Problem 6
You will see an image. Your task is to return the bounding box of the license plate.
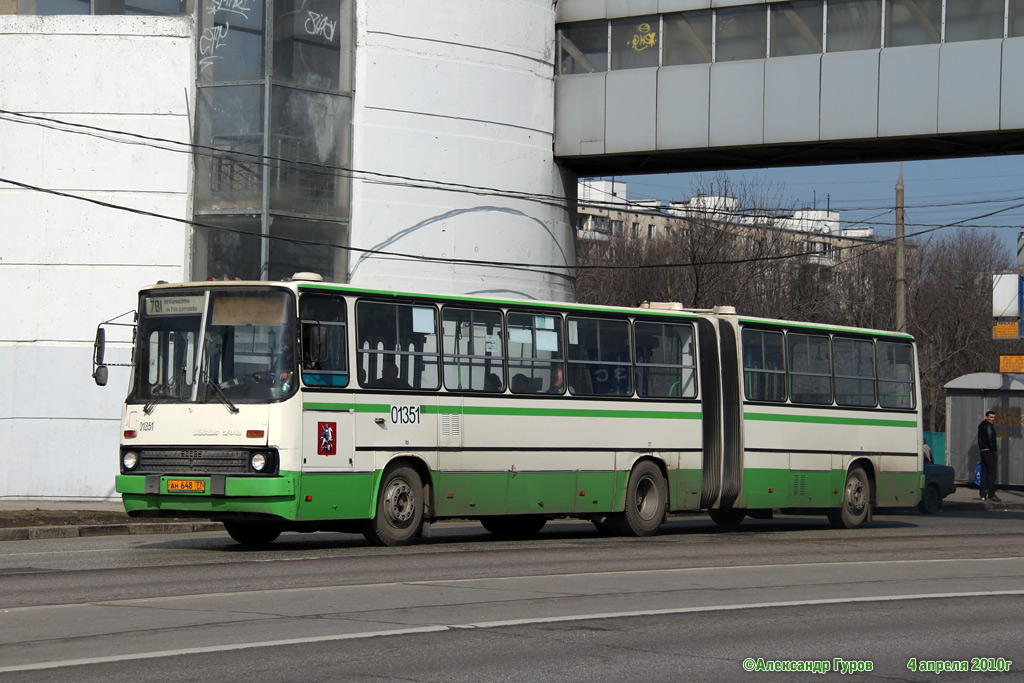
[167,479,206,493]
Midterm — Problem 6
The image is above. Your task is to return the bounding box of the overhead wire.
[2,108,1022,274]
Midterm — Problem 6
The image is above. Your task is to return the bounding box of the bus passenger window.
[742,329,785,402]
[634,321,696,398]
[356,301,439,391]
[567,316,632,396]
[442,307,504,392]
[507,311,563,393]
[299,294,348,387]
[833,337,875,406]
[788,332,832,404]
[878,341,915,409]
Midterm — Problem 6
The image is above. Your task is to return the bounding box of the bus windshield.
[130,288,297,405]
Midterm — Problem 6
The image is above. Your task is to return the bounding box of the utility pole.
[895,164,906,333]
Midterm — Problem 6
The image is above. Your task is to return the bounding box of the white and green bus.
[98,276,923,546]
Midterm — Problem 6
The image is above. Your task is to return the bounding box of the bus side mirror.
[308,325,330,363]
[94,327,106,366]
[92,327,108,386]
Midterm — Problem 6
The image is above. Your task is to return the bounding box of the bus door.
[696,316,743,510]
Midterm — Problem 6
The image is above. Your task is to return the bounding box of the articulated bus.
[95,275,923,546]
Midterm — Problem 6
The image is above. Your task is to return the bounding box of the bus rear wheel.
[362,465,423,546]
[828,465,871,529]
[610,460,666,537]
[480,515,547,539]
[224,522,281,547]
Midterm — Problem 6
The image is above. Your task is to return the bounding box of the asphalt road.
[2,511,1023,681]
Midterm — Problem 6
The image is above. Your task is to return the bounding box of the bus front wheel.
[224,522,281,547]
[828,466,871,529]
[362,465,423,546]
[610,460,666,537]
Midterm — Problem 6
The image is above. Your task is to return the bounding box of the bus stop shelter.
[945,373,1024,486]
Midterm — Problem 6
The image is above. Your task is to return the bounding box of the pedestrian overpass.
[553,0,1024,175]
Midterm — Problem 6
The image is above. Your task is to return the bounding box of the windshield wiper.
[143,386,170,415]
[204,374,239,414]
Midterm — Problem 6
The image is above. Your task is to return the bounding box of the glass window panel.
[833,337,875,407]
[826,0,881,52]
[194,85,265,212]
[269,86,351,218]
[877,341,915,408]
[124,0,189,14]
[198,0,264,83]
[611,15,660,70]
[558,21,608,74]
[33,0,89,13]
[299,293,348,387]
[788,332,831,404]
[274,0,352,91]
[716,5,767,62]
[664,10,712,65]
[1012,0,1024,37]
[507,311,563,393]
[771,1,823,57]
[442,308,504,392]
[742,329,786,402]
[191,214,262,281]
[268,215,348,283]
[884,0,941,47]
[356,301,439,391]
[945,0,1004,42]
[634,322,696,399]
[567,317,631,396]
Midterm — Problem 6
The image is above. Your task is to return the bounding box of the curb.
[0,521,224,542]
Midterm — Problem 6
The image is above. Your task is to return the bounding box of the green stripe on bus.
[744,412,917,428]
[304,402,700,420]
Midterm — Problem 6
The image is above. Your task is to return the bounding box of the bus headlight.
[122,452,139,471]
[250,452,268,472]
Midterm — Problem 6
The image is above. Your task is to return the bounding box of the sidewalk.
[0,483,1020,542]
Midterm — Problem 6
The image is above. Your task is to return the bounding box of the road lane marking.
[3,589,1024,673]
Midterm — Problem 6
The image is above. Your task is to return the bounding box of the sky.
[608,154,1024,263]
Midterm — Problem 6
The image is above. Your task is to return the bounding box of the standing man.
[977,409,1001,502]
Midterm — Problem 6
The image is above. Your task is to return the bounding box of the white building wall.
[348,0,576,303]
[0,16,194,500]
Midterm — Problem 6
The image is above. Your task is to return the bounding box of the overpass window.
[833,337,875,407]
[558,21,609,74]
[884,0,941,46]
[877,341,915,409]
[788,332,832,404]
[826,0,881,52]
[716,5,768,62]
[664,10,712,65]
[1013,0,1024,37]
[945,0,1005,42]
[611,15,660,70]
[771,1,823,57]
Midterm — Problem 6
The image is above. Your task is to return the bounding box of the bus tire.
[362,465,423,546]
[828,465,871,529]
[480,515,546,538]
[708,508,746,529]
[224,522,281,547]
[610,460,666,537]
